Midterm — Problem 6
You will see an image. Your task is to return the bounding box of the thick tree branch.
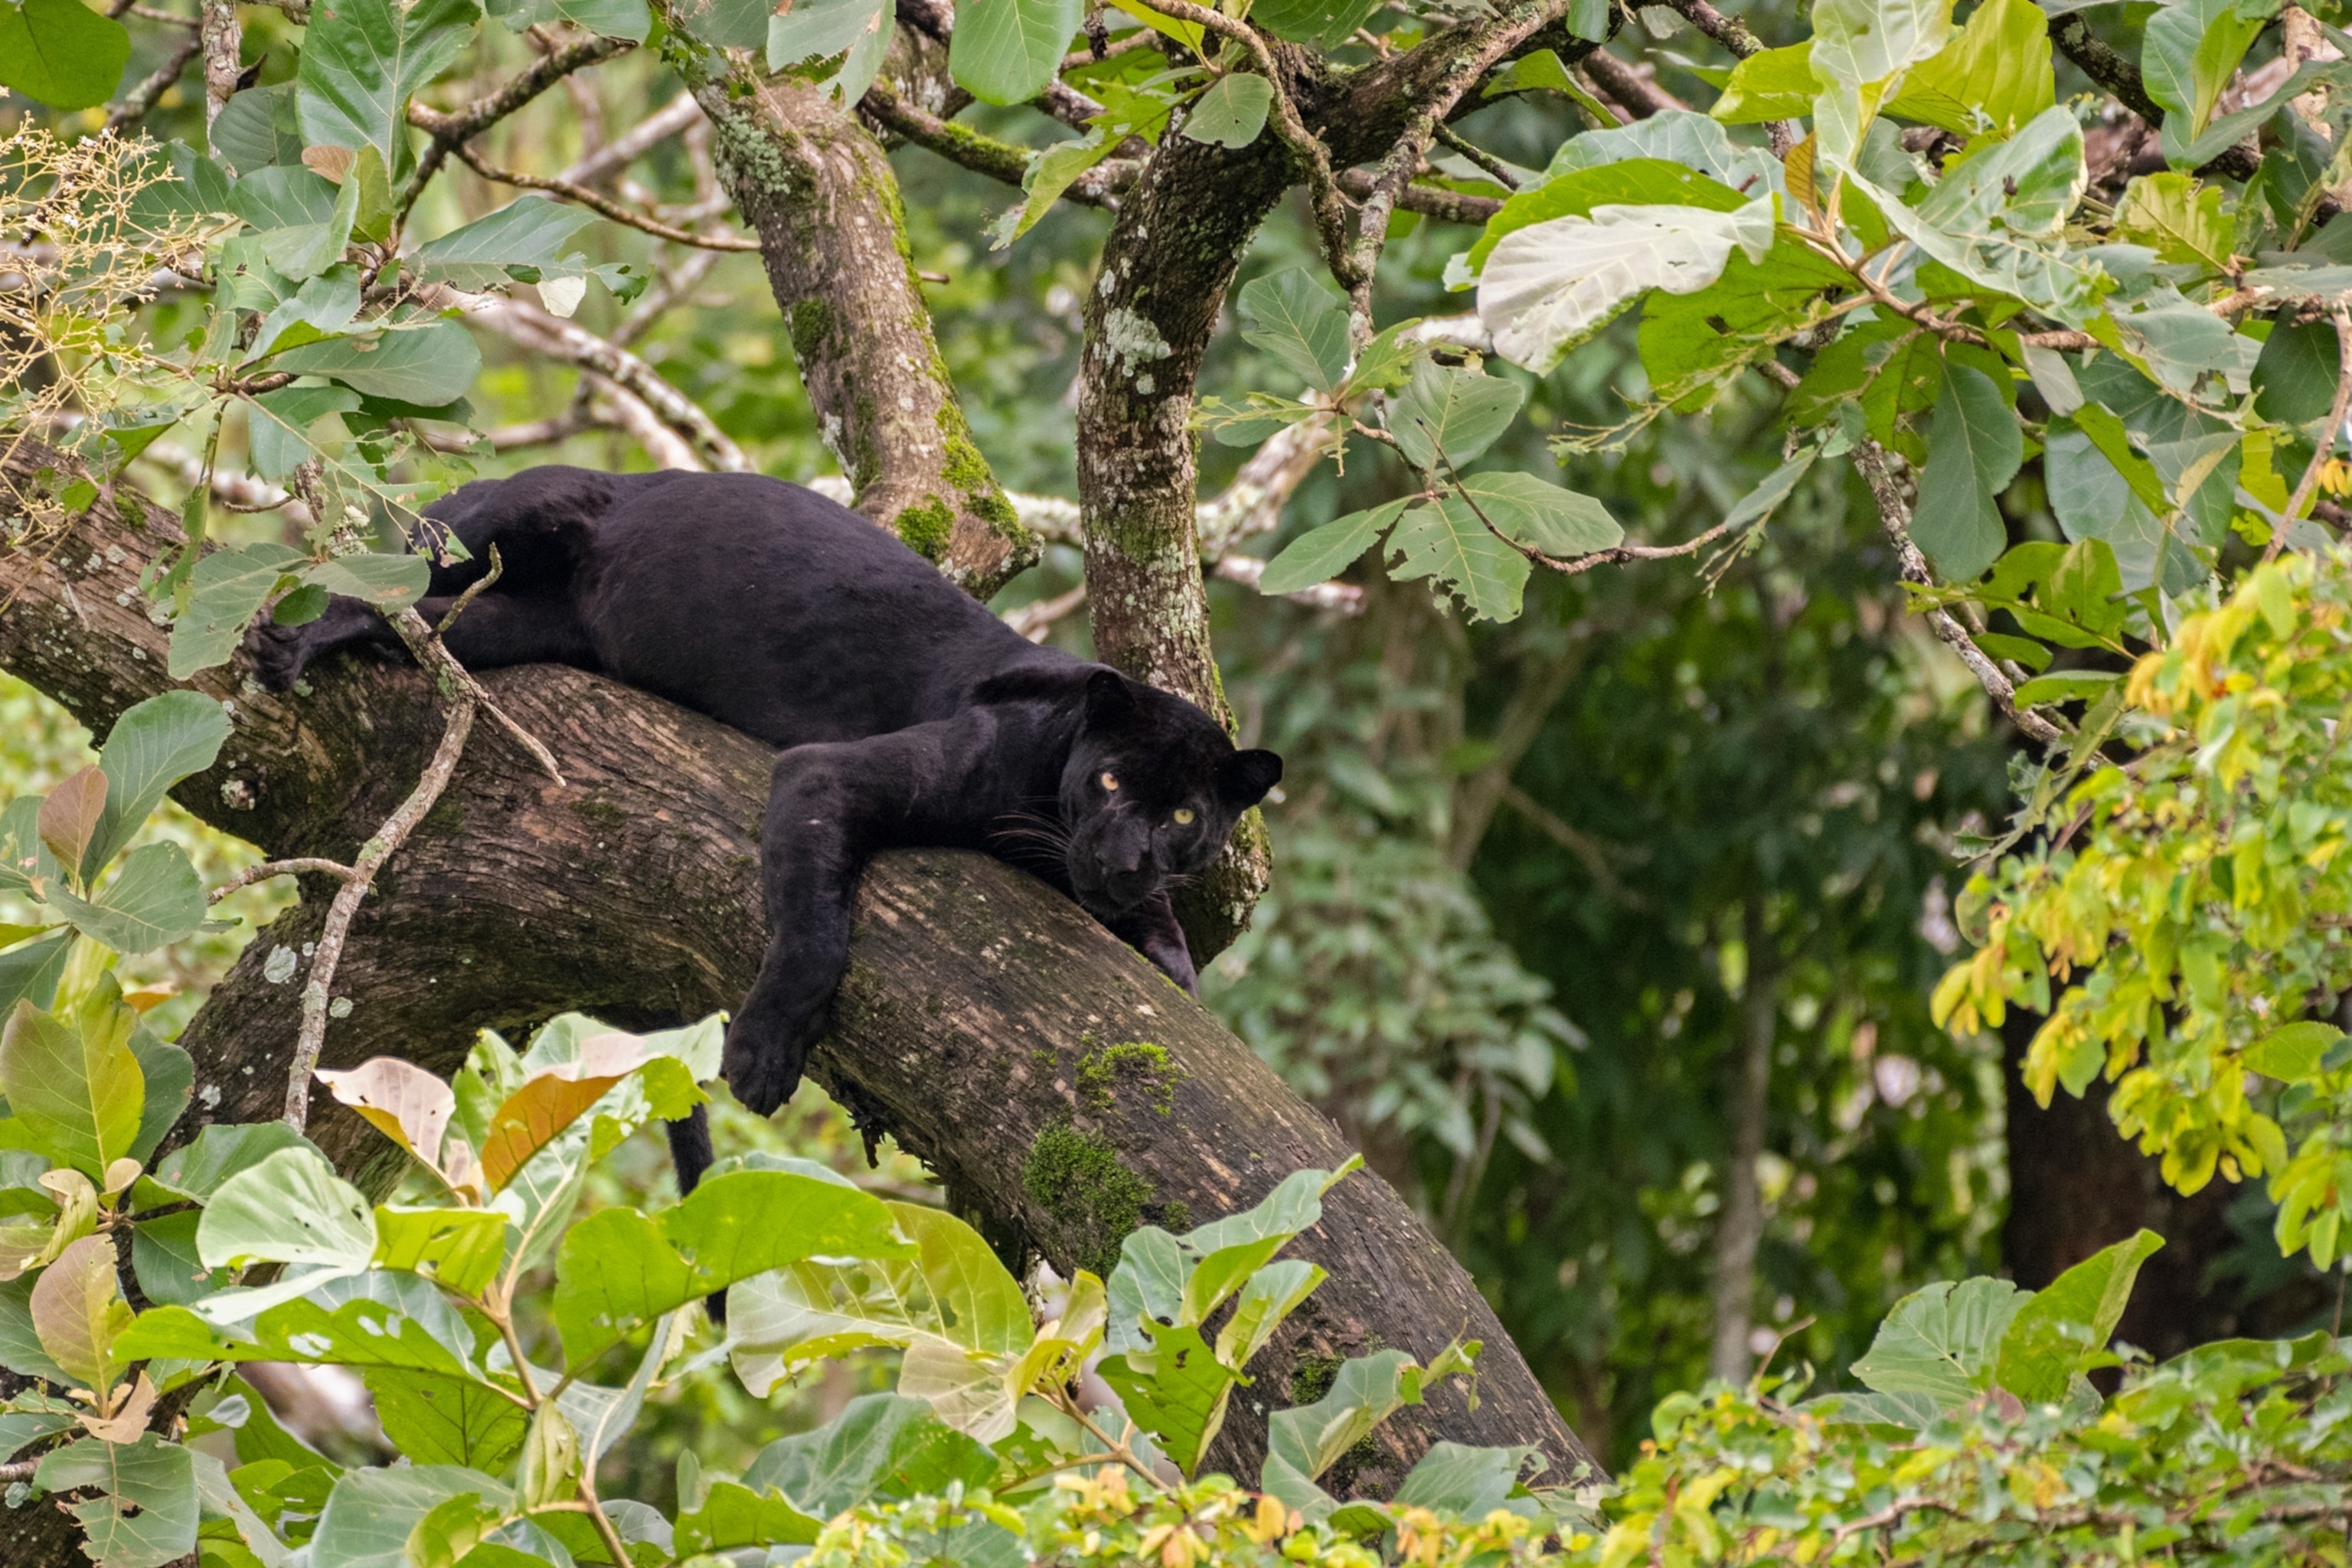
[0,452,1594,1535]
[653,15,1038,597]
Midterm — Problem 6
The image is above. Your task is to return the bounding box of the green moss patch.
[1022,1122,1155,1276]
[1075,1040,1184,1116]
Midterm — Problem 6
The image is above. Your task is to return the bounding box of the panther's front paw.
[247,621,313,692]
[723,985,818,1116]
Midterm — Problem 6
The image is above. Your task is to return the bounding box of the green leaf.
[272,320,483,406]
[2252,315,2341,426]
[1638,242,1854,409]
[2142,0,2269,138]
[31,1233,132,1393]
[767,0,894,103]
[89,691,233,878]
[730,1200,1026,1439]
[1721,449,1821,537]
[1263,1345,1475,1518]
[1245,0,1378,45]
[1001,130,1118,245]
[1442,472,1624,558]
[1391,364,1527,470]
[119,1282,482,1378]
[368,1368,530,1472]
[2011,671,2121,707]
[411,195,603,289]
[373,1206,508,1296]
[1387,501,1532,622]
[1911,361,2021,582]
[0,1273,70,1381]
[247,384,362,483]
[1239,269,1351,393]
[1712,41,1816,122]
[195,1146,377,1289]
[674,1481,825,1555]
[0,0,133,111]
[311,1465,511,1568]
[1465,158,1753,278]
[2044,423,2168,594]
[1849,1276,2027,1406]
[228,166,341,231]
[1393,1441,1542,1516]
[212,83,306,174]
[1994,1230,2163,1402]
[1,1000,143,1178]
[302,552,430,610]
[1808,0,1953,161]
[1543,109,1785,195]
[168,542,306,679]
[1257,501,1407,596]
[126,1029,191,1166]
[1886,0,2053,139]
[2114,171,2233,271]
[1097,1321,1239,1477]
[2244,1021,2342,1084]
[741,1393,1000,1516]
[35,1435,198,1568]
[47,843,205,954]
[145,1122,318,1203]
[486,0,650,39]
[131,1210,229,1308]
[1478,194,1775,374]
[296,0,482,181]
[950,0,1080,105]
[1181,74,1273,148]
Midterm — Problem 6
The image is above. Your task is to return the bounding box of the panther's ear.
[1217,748,1282,807]
[1083,668,1135,730]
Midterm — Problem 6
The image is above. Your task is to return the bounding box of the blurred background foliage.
[1,0,2331,1488]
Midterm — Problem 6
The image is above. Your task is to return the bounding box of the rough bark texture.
[0,461,1592,1564]
[665,40,1037,597]
[1999,1011,2331,1360]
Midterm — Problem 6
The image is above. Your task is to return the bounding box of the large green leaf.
[1711,42,1815,124]
[730,1200,1026,1439]
[486,0,650,40]
[950,0,1080,105]
[47,843,205,954]
[366,1367,531,1471]
[168,542,306,679]
[2245,1021,2341,1084]
[303,551,431,609]
[1442,472,1624,560]
[1544,109,1783,195]
[130,1209,229,1308]
[0,1273,70,1382]
[273,320,483,406]
[126,1028,191,1165]
[1993,1230,2163,1402]
[558,1169,907,1369]
[1391,364,1527,470]
[310,1464,510,1568]
[1808,0,1953,160]
[119,1273,483,1379]
[1171,1161,1357,1326]
[2252,315,2341,426]
[1239,270,1351,394]
[373,1205,508,1297]
[1478,196,1775,374]
[34,1434,198,1568]
[674,1481,825,1555]
[1256,501,1408,596]
[1181,74,1273,148]
[1886,0,2052,138]
[296,0,482,180]
[1097,1321,1239,1478]
[0,999,143,1178]
[0,0,132,112]
[1386,501,1532,622]
[194,1146,377,1314]
[211,83,305,173]
[2141,0,2269,139]
[1393,1441,1543,1516]
[2043,425,2168,593]
[145,1121,318,1202]
[31,1232,132,1393]
[1262,1344,1476,1521]
[90,693,232,879]
[1247,0,1379,44]
[767,0,894,103]
[410,195,603,289]
[1465,158,1752,277]
[1849,1276,2027,1406]
[1910,361,2020,582]
[741,1393,1000,1516]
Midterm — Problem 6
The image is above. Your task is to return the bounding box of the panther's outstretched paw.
[722,990,813,1116]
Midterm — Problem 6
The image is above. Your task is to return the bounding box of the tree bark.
[0,456,1592,1564]
[661,31,1037,598]
[1707,903,1778,1384]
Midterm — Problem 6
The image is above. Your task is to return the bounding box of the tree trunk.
[1998,1011,2331,1358]
[664,34,1037,598]
[0,456,1592,1565]
[1707,903,1778,1383]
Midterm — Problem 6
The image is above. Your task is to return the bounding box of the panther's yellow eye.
[1173,808,1195,825]
[1099,771,1119,791]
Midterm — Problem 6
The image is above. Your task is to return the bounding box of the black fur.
[252,467,1281,1167]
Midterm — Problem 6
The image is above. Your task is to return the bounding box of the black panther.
[250,466,1282,1167]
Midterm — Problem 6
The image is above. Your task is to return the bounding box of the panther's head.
[1060,669,1281,919]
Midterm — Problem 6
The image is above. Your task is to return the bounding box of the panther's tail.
[662,1102,728,1323]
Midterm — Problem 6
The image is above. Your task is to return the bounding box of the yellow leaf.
[316,1057,456,1174]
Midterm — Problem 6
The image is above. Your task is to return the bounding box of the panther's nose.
[1106,838,1145,874]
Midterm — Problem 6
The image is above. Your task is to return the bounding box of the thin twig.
[402,35,637,216]
[2266,295,2352,563]
[209,857,356,903]
[451,142,762,250]
[559,93,704,188]
[1433,126,1521,188]
[106,28,203,133]
[1854,440,2065,747]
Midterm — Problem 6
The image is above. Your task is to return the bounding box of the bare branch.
[1004,581,1089,639]
[1583,48,1684,118]
[1338,171,1502,225]
[1640,0,1766,58]
[210,857,357,902]
[403,34,638,210]
[416,282,747,472]
[559,93,704,188]
[449,141,761,249]
[107,27,203,132]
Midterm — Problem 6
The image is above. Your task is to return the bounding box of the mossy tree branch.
[0,453,1592,1568]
